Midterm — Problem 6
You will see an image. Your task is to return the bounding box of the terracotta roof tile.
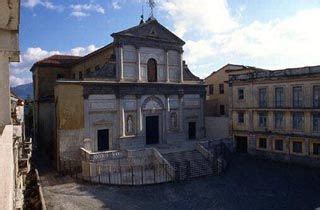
[35,55,81,67]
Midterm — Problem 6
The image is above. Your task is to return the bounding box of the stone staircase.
[162,150,213,180]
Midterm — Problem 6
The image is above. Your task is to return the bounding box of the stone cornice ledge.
[0,49,20,62]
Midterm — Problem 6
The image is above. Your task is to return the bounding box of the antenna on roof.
[140,3,144,24]
[148,0,156,19]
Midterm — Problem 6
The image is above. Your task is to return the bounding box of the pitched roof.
[204,63,266,80]
[183,62,201,82]
[32,55,81,69]
[112,18,185,45]
[73,43,114,65]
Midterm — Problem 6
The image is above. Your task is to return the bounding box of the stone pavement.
[39,155,320,210]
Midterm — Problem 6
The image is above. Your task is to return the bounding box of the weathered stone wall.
[0,125,14,210]
[55,84,84,130]
[121,44,182,83]
[35,66,72,99]
[231,78,320,136]
[84,94,118,151]
[37,102,55,156]
[205,117,229,139]
[233,132,320,167]
[80,92,204,153]
[230,72,320,166]
[55,84,84,165]
[71,46,115,79]
[0,1,20,208]
[204,65,255,117]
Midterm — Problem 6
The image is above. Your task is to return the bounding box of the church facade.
[32,19,205,164]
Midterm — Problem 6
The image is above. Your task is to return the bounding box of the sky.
[11,0,320,87]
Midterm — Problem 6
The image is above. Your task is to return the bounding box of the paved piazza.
[40,155,320,210]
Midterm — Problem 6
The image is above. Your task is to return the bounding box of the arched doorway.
[147,58,157,82]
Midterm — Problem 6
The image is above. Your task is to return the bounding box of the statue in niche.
[170,112,178,129]
[127,115,134,134]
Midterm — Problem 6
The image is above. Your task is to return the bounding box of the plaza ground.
[39,155,320,210]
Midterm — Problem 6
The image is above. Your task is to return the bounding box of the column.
[137,96,143,134]
[119,97,125,137]
[179,95,184,131]
[180,53,184,83]
[0,55,11,126]
[165,51,170,83]
[200,94,205,138]
[137,48,141,82]
[119,46,124,81]
[165,95,170,131]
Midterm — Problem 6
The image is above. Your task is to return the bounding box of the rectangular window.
[72,73,76,79]
[292,141,302,153]
[274,112,284,129]
[79,71,83,80]
[219,84,224,94]
[293,86,303,108]
[238,112,244,124]
[275,87,284,108]
[57,74,64,79]
[85,68,91,76]
[275,140,283,151]
[313,143,320,155]
[209,85,214,95]
[293,112,304,130]
[313,112,320,132]
[259,88,267,108]
[238,89,244,100]
[258,112,267,128]
[313,86,320,108]
[258,138,267,149]
[220,105,225,116]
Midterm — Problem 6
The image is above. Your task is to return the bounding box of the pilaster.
[179,94,184,131]
[119,97,125,137]
[0,55,11,126]
[119,46,124,81]
[165,51,170,83]
[137,95,143,134]
[180,53,184,83]
[137,48,141,82]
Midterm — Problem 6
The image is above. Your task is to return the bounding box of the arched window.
[147,58,157,82]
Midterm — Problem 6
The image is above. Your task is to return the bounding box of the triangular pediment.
[112,19,185,45]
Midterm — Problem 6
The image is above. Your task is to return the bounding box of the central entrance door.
[146,116,159,145]
[188,122,196,140]
[97,129,109,151]
[235,136,248,153]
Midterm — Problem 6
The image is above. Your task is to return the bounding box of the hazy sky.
[11,0,320,86]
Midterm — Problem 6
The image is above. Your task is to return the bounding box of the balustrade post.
[141,165,144,185]
[131,166,134,185]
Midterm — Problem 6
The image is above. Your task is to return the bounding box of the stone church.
[31,18,205,164]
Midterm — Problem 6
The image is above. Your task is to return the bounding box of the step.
[162,150,213,179]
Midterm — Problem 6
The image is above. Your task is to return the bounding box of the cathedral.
[31,17,205,164]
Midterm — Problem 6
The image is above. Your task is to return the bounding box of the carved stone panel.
[168,50,180,66]
[169,66,180,81]
[169,111,179,130]
[123,64,137,80]
[124,100,137,111]
[140,47,165,65]
[123,50,137,63]
[0,0,19,30]
[157,65,165,82]
[125,112,136,135]
[169,98,179,109]
[184,99,200,108]
[89,100,116,111]
[142,96,164,111]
